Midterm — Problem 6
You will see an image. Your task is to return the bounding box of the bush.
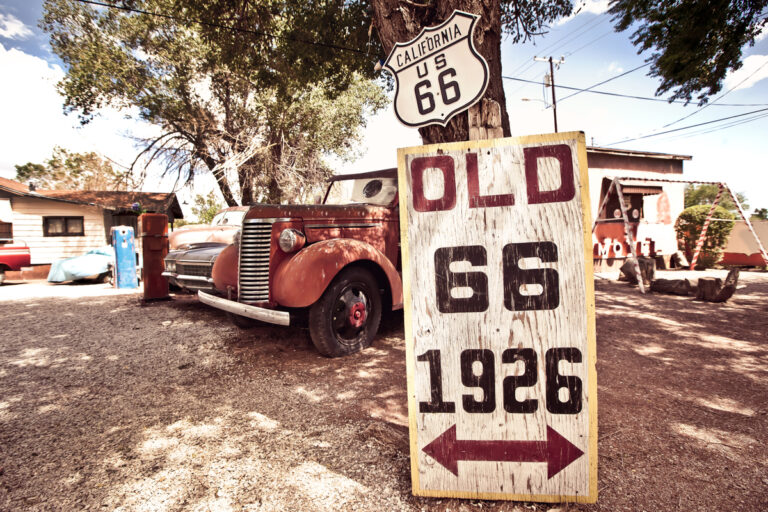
[675,205,735,269]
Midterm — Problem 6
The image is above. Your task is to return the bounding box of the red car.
[0,243,31,284]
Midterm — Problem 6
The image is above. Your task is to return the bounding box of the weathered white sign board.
[397,132,597,502]
[384,10,489,128]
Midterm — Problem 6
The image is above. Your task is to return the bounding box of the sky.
[1,0,767,217]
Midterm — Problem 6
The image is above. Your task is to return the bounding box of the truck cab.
[199,169,402,357]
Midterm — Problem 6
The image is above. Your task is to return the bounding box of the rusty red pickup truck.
[0,243,31,284]
[198,169,402,357]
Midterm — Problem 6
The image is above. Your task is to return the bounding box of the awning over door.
[619,184,664,195]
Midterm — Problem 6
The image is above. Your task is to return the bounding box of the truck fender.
[212,244,238,292]
[272,239,403,309]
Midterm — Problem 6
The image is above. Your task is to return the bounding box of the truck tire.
[309,267,382,357]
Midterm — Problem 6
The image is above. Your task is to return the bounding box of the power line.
[506,14,609,95]
[557,63,651,103]
[502,76,768,107]
[75,0,367,55]
[604,107,768,146]
[565,30,613,57]
[659,58,768,128]
[649,112,768,143]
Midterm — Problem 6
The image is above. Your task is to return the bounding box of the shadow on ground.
[1,279,766,511]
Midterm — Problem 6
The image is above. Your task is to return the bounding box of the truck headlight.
[278,229,305,253]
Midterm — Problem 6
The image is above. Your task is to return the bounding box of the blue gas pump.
[111,226,138,288]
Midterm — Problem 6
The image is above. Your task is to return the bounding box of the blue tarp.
[47,246,115,283]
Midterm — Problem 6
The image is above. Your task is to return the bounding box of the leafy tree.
[609,0,768,104]
[675,204,735,269]
[752,207,768,220]
[14,147,136,190]
[190,191,223,224]
[42,0,386,206]
[684,184,749,213]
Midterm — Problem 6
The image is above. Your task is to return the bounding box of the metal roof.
[587,146,692,161]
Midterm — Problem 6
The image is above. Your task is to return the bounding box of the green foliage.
[190,191,223,224]
[752,207,768,220]
[609,0,768,104]
[684,184,749,213]
[500,1,574,42]
[41,0,387,206]
[14,147,136,190]
[675,205,735,269]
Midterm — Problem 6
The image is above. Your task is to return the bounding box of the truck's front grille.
[238,219,273,302]
[176,263,212,278]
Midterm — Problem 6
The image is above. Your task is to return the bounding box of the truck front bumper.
[198,291,290,326]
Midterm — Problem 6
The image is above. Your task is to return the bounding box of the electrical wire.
[603,107,768,146]
[505,14,609,96]
[74,0,367,55]
[564,29,613,57]
[646,112,768,143]
[502,76,768,107]
[659,58,768,128]
[557,63,650,103]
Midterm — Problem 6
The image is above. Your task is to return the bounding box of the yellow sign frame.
[397,131,597,503]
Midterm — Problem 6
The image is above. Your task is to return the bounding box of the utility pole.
[534,56,565,132]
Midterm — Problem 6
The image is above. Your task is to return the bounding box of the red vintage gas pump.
[139,213,169,300]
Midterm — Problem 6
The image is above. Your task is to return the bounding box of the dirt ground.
[1,271,766,511]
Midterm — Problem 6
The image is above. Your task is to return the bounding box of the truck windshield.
[211,210,246,226]
[324,177,397,206]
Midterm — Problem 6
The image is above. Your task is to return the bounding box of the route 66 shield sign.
[384,11,490,128]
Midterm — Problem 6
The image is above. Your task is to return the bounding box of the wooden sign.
[397,132,597,502]
[384,10,489,128]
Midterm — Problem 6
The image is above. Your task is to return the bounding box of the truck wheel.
[309,267,382,357]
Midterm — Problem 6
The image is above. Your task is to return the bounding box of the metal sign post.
[398,132,597,502]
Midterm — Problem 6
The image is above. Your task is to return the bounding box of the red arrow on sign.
[423,425,584,479]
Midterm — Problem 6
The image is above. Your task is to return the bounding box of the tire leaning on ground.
[309,266,382,357]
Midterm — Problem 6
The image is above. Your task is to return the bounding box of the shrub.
[675,205,735,269]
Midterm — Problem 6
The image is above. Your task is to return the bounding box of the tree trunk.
[202,154,239,207]
[265,141,283,204]
[238,158,255,206]
[370,0,510,144]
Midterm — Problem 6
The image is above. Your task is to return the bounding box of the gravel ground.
[1,271,766,511]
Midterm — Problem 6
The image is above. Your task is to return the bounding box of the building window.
[0,222,11,240]
[43,216,85,237]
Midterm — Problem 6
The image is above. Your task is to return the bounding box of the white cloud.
[607,62,624,74]
[0,13,33,40]
[723,54,768,91]
[756,25,768,43]
[556,1,610,25]
[0,43,161,187]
